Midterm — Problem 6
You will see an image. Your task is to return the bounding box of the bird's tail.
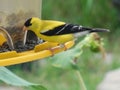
[73,26,109,38]
[81,27,110,33]
[64,24,110,34]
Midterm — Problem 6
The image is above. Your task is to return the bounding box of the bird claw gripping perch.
[58,44,68,51]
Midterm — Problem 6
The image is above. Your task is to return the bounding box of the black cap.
[24,18,32,27]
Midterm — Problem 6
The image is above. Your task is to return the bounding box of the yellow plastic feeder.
[0,40,74,66]
[0,0,75,66]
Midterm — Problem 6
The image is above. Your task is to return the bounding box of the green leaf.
[52,48,83,69]
[51,35,88,69]
[51,33,104,69]
[0,67,47,90]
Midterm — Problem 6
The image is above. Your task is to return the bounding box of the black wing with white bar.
[40,24,109,36]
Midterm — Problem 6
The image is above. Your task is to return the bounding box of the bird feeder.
[0,0,74,66]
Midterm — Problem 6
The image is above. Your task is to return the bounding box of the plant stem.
[75,70,87,90]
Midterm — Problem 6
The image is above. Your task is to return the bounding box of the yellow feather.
[41,20,65,31]
[26,17,74,44]
[37,33,74,44]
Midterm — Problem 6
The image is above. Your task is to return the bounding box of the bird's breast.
[38,34,74,44]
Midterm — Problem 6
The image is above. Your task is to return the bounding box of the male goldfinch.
[23,17,109,45]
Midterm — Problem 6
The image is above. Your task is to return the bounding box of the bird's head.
[23,17,41,32]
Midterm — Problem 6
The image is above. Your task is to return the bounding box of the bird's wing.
[40,24,83,36]
[40,24,109,36]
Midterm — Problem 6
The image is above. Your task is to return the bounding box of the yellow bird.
[23,17,109,46]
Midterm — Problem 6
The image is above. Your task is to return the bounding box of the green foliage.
[0,67,46,90]
[44,33,105,90]
[46,33,104,90]
[42,0,119,36]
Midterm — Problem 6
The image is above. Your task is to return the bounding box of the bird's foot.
[48,44,67,56]
[48,48,55,57]
[59,44,68,51]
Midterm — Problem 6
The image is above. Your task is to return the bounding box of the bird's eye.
[24,18,32,27]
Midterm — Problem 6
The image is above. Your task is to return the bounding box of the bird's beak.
[23,26,28,31]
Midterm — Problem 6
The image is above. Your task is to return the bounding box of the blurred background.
[6,0,120,90]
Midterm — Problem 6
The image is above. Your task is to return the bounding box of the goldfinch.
[23,17,109,45]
